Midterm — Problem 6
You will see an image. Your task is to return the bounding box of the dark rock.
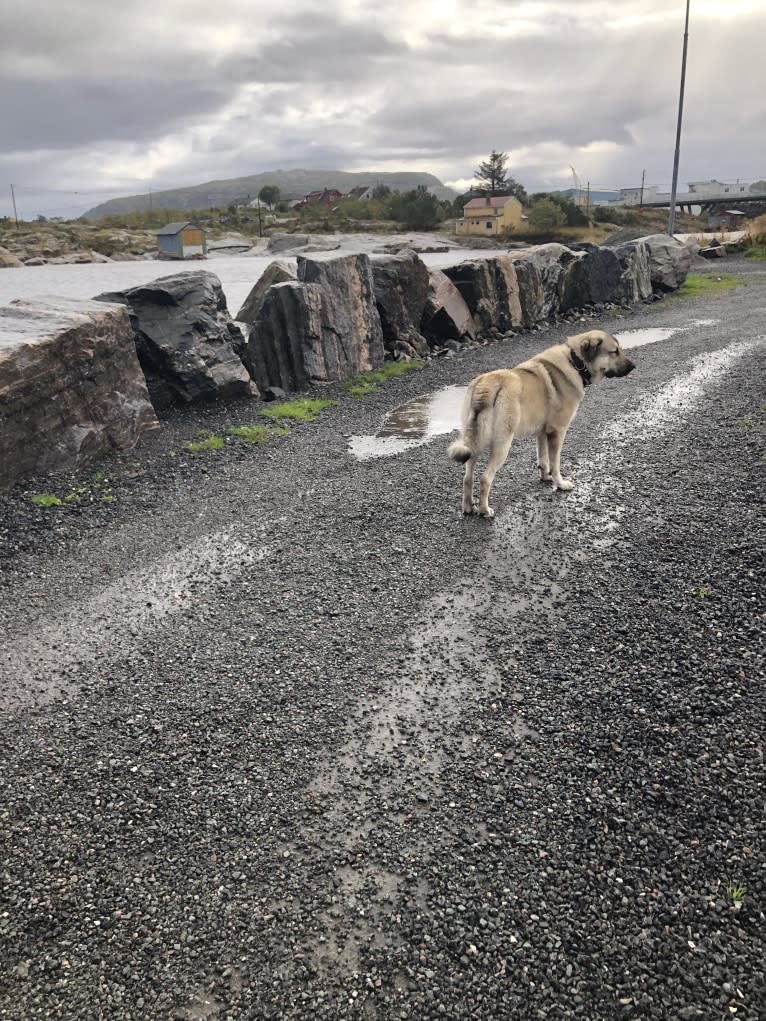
[371,250,430,357]
[0,296,158,489]
[244,253,384,392]
[607,241,653,303]
[421,269,475,345]
[563,243,623,309]
[95,271,254,409]
[519,243,583,318]
[509,256,545,328]
[261,385,287,403]
[442,256,522,336]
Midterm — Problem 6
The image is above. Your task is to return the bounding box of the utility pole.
[10,184,19,227]
[668,0,691,237]
[586,181,590,218]
[257,196,263,238]
[639,168,646,210]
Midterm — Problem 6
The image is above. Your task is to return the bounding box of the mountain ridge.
[84,169,456,219]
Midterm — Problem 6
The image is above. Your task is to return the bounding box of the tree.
[474,150,527,202]
[530,192,588,226]
[528,198,566,232]
[386,187,445,230]
[475,150,508,195]
[372,184,391,200]
[258,185,280,208]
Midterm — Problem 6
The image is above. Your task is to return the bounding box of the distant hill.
[84,169,456,219]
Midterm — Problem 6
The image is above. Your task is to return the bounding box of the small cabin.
[156,222,207,260]
[706,209,746,230]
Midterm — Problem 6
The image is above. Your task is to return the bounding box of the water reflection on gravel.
[349,386,466,460]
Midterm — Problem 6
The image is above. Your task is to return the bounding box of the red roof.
[464,196,517,210]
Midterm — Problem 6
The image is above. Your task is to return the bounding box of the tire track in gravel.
[302,334,766,976]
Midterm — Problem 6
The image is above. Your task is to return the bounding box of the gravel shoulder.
[1,263,765,1020]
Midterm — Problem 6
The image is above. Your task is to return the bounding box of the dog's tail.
[448,380,487,463]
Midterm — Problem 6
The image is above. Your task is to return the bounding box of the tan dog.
[448,330,635,518]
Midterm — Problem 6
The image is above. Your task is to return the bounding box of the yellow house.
[455,195,523,236]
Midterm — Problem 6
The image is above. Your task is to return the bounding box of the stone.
[637,233,692,290]
[442,256,523,336]
[0,296,158,489]
[371,250,430,357]
[236,260,297,325]
[244,253,385,392]
[94,271,255,409]
[607,241,653,303]
[523,243,584,318]
[509,256,545,328]
[23,257,46,266]
[267,232,309,254]
[421,269,475,345]
[0,246,22,268]
[563,243,624,309]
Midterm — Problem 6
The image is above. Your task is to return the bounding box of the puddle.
[349,386,466,460]
[616,327,678,348]
[616,319,719,349]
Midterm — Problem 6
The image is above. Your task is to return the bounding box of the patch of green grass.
[342,359,422,398]
[30,493,63,507]
[260,398,336,422]
[185,434,225,453]
[725,880,746,908]
[228,424,290,444]
[676,273,740,299]
[92,470,105,482]
[100,494,115,504]
[744,245,766,260]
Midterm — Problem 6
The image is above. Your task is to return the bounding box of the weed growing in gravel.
[725,880,746,908]
[343,359,422,398]
[691,585,712,599]
[30,493,63,507]
[261,398,336,422]
[185,434,225,453]
[228,424,290,444]
[676,274,740,299]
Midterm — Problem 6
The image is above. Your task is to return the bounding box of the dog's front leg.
[536,430,551,482]
[547,428,573,491]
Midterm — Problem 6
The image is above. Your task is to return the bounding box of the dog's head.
[569,330,635,381]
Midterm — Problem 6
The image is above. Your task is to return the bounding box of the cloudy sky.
[2,0,764,218]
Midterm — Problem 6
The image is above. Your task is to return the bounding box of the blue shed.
[156,222,207,260]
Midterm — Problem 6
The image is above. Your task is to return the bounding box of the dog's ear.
[581,334,603,361]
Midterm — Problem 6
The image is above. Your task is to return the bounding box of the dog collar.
[568,349,592,387]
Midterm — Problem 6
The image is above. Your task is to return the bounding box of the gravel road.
[1,261,764,1020]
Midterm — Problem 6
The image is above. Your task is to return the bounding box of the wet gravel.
[1,261,765,1019]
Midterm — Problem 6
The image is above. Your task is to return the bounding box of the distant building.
[349,185,374,200]
[455,195,523,237]
[294,189,343,210]
[156,222,207,260]
[707,209,747,230]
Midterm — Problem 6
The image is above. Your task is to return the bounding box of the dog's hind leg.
[478,434,514,519]
[461,457,476,514]
[536,430,552,482]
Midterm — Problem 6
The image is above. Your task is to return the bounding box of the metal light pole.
[668,0,691,236]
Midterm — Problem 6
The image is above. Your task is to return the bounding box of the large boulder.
[0,246,22,268]
[442,256,523,336]
[509,256,545,328]
[522,244,584,318]
[236,260,297,325]
[0,297,158,489]
[245,253,384,392]
[607,241,653,304]
[95,271,254,409]
[371,250,430,357]
[638,234,692,291]
[562,243,624,309]
[421,269,475,345]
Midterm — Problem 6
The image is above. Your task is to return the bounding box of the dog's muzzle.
[606,359,635,378]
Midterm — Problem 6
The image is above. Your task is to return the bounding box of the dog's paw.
[555,478,574,492]
[479,507,495,519]
[462,502,477,515]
